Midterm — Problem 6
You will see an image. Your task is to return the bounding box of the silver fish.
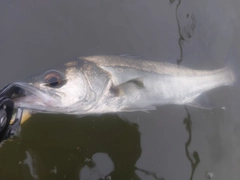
[12,50,239,115]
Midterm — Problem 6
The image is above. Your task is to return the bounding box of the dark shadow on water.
[0,114,164,180]
[183,106,200,180]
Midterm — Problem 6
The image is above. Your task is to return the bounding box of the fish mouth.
[10,82,59,112]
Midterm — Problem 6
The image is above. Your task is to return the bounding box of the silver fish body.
[12,52,239,114]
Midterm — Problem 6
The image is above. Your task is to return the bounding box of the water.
[1,0,240,179]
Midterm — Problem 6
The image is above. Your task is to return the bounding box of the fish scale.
[10,49,240,114]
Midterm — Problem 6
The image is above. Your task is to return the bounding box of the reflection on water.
[0,113,175,180]
[135,167,164,180]
[79,152,114,180]
[183,107,200,180]
[171,0,184,64]
[23,150,40,179]
[170,0,197,65]
[0,114,143,179]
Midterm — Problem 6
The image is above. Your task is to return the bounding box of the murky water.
[1,0,240,179]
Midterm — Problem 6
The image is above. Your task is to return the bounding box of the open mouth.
[12,82,63,110]
[10,82,50,107]
[0,83,26,100]
[0,82,63,113]
[11,87,27,100]
[10,83,36,100]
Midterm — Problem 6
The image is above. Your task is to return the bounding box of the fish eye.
[43,71,65,88]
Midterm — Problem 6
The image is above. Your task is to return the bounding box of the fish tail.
[224,47,240,86]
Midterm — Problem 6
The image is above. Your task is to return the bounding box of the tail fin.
[225,47,240,86]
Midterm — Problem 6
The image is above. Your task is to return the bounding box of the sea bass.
[12,51,239,114]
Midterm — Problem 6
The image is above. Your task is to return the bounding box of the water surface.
[1,0,240,179]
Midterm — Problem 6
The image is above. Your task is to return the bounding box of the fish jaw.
[12,82,61,112]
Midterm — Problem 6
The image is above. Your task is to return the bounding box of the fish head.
[12,60,109,114]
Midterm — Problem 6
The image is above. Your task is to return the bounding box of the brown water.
[1,0,240,179]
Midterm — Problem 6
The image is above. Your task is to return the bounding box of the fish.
[11,49,240,115]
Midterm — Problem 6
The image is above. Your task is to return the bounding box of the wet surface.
[1,0,240,179]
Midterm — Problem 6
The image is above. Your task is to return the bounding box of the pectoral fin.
[110,78,144,96]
